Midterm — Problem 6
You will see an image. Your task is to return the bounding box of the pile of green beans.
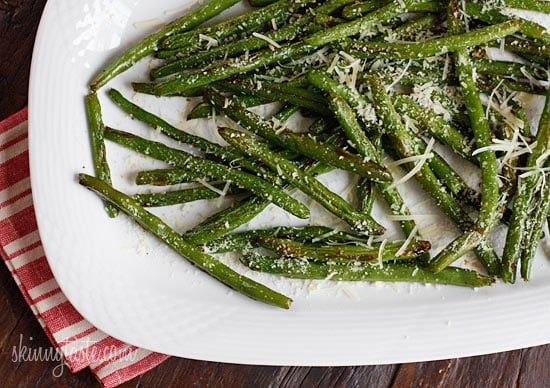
[82,0,550,308]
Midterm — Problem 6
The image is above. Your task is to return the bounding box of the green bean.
[341,0,390,20]
[514,104,533,140]
[152,0,357,76]
[241,253,495,287]
[185,196,266,244]
[308,69,373,118]
[187,95,270,120]
[421,139,479,205]
[79,174,292,309]
[136,169,211,186]
[273,104,301,124]
[473,58,546,80]
[341,0,442,21]
[216,78,329,115]
[357,178,377,216]
[249,0,278,6]
[89,0,240,90]
[206,90,392,182]
[134,184,244,207]
[502,90,550,283]
[463,1,550,45]
[108,89,225,155]
[345,20,522,59]
[393,95,474,162]
[312,70,456,236]
[313,13,346,27]
[219,77,326,103]
[85,93,118,218]
[428,0,502,274]
[134,42,316,96]
[108,89,276,181]
[328,92,417,235]
[367,65,449,86]
[160,0,300,50]
[204,226,371,253]
[185,153,335,244]
[501,36,550,57]
[521,169,550,281]
[315,0,360,14]
[155,14,316,70]
[368,76,501,276]
[477,76,548,96]
[309,116,340,135]
[299,160,335,177]
[480,86,532,141]
[512,52,550,68]
[155,47,193,60]
[382,13,440,41]
[503,79,548,96]
[153,23,305,78]
[220,127,385,233]
[104,127,310,219]
[136,0,426,96]
[384,96,478,202]
[371,79,462,221]
[502,0,550,14]
[329,94,378,159]
[257,236,431,262]
[324,79,476,205]
[305,0,429,46]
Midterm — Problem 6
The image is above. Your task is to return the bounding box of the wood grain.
[0,0,47,119]
[0,1,549,387]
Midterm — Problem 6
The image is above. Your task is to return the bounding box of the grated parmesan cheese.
[196,179,225,196]
[521,67,550,88]
[214,181,232,209]
[485,79,505,120]
[387,138,436,190]
[395,225,419,257]
[387,152,435,168]
[518,166,550,180]
[377,239,387,268]
[341,287,360,301]
[133,18,164,30]
[252,32,281,49]
[311,229,340,243]
[199,34,219,49]
[327,53,340,74]
[410,82,457,121]
[387,59,413,91]
[442,54,451,80]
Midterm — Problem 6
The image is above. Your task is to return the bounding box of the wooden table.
[0,1,548,386]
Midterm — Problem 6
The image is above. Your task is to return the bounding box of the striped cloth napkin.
[0,108,170,386]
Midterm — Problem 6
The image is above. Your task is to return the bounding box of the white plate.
[29,0,550,365]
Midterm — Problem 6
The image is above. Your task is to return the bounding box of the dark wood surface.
[0,1,549,386]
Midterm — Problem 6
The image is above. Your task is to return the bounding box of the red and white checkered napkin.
[0,108,170,386]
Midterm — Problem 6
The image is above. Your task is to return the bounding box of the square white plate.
[29,0,550,364]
